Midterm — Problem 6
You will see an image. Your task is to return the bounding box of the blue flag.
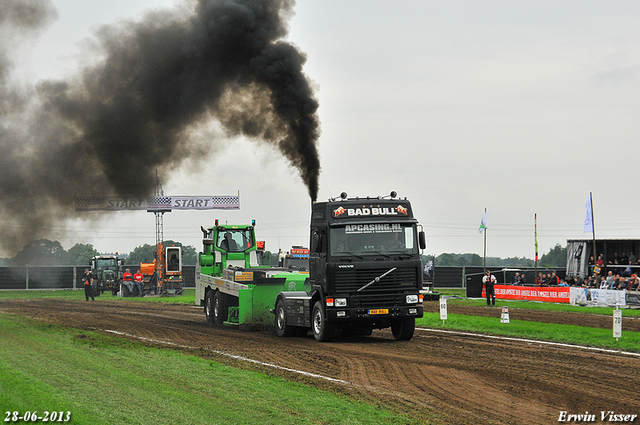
[584,194,593,233]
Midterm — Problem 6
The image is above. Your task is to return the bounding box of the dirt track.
[1,298,638,424]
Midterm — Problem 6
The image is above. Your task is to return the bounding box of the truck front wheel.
[275,299,295,337]
[391,317,415,341]
[312,301,336,342]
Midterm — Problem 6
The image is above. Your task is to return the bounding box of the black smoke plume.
[0,0,320,254]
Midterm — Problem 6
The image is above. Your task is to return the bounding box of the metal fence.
[430,266,566,290]
[1,264,563,293]
[0,265,196,290]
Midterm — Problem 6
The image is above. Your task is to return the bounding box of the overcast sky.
[7,0,640,259]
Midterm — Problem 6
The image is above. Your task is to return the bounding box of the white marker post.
[439,298,447,325]
[500,306,510,324]
[613,306,622,341]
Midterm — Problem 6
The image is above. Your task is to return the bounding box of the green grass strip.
[417,312,640,353]
[0,289,197,305]
[444,297,640,317]
[0,314,421,425]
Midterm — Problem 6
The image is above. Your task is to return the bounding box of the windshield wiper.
[337,251,363,259]
[357,267,396,292]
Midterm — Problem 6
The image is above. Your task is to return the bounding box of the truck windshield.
[330,223,417,256]
[217,228,254,252]
[95,259,116,269]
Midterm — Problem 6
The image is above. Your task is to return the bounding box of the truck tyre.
[391,317,415,341]
[213,291,229,325]
[312,301,336,342]
[275,299,295,337]
[204,290,215,325]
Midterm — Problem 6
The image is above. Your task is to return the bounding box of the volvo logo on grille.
[337,264,355,268]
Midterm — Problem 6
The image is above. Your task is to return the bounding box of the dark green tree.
[66,243,100,266]
[181,244,197,265]
[540,244,567,268]
[128,244,156,265]
[436,253,455,266]
[12,239,67,266]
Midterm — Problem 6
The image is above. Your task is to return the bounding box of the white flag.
[478,211,488,233]
[423,259,433,276]
[584,194,593,233]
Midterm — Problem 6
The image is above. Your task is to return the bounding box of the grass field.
[1,288,638,424]
[0,313,420,425]
[429,287,640,352]
[417,313,640,352]
[0,288,197,305]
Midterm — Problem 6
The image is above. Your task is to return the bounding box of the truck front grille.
[334,267,418,294]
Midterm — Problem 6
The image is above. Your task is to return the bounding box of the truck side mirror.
[419,231,426,250]
[312,231,323,253]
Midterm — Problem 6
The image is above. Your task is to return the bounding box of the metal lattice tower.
[154,170,164,249]
[153,170,167,291]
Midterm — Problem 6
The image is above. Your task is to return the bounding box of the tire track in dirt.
[1,298,638,425]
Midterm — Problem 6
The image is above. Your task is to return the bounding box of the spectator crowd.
[508,265,639,291]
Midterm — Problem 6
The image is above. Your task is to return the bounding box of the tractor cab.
[199,220,260,277]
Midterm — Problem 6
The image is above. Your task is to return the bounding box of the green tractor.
[90,255,124,296]
[195,220,308,329]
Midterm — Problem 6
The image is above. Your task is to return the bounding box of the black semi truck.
[274,192,426,342]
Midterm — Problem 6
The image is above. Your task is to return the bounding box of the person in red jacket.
[133,269,144,296]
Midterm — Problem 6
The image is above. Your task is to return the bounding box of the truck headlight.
[335,298,347,307]
[406,294,419,304]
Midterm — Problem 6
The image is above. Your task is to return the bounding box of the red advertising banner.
[482,285,570,303]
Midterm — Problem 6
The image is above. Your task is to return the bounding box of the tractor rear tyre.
[391,317,415,341]
[91,282,100,298]
[312,301,336,342]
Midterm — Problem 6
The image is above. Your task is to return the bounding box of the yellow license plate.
[368,309,389,315]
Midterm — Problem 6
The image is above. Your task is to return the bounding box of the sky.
[4,0,640,259]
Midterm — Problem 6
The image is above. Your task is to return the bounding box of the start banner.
[75,195,240,212]
[482,285,570,303]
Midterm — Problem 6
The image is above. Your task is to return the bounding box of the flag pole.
[590,192,596,270]
[483,208,487,273]
[535,213,538,283]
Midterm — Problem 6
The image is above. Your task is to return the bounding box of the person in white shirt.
[482,270,496,306]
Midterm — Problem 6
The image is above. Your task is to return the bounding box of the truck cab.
[275,192,426,341]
